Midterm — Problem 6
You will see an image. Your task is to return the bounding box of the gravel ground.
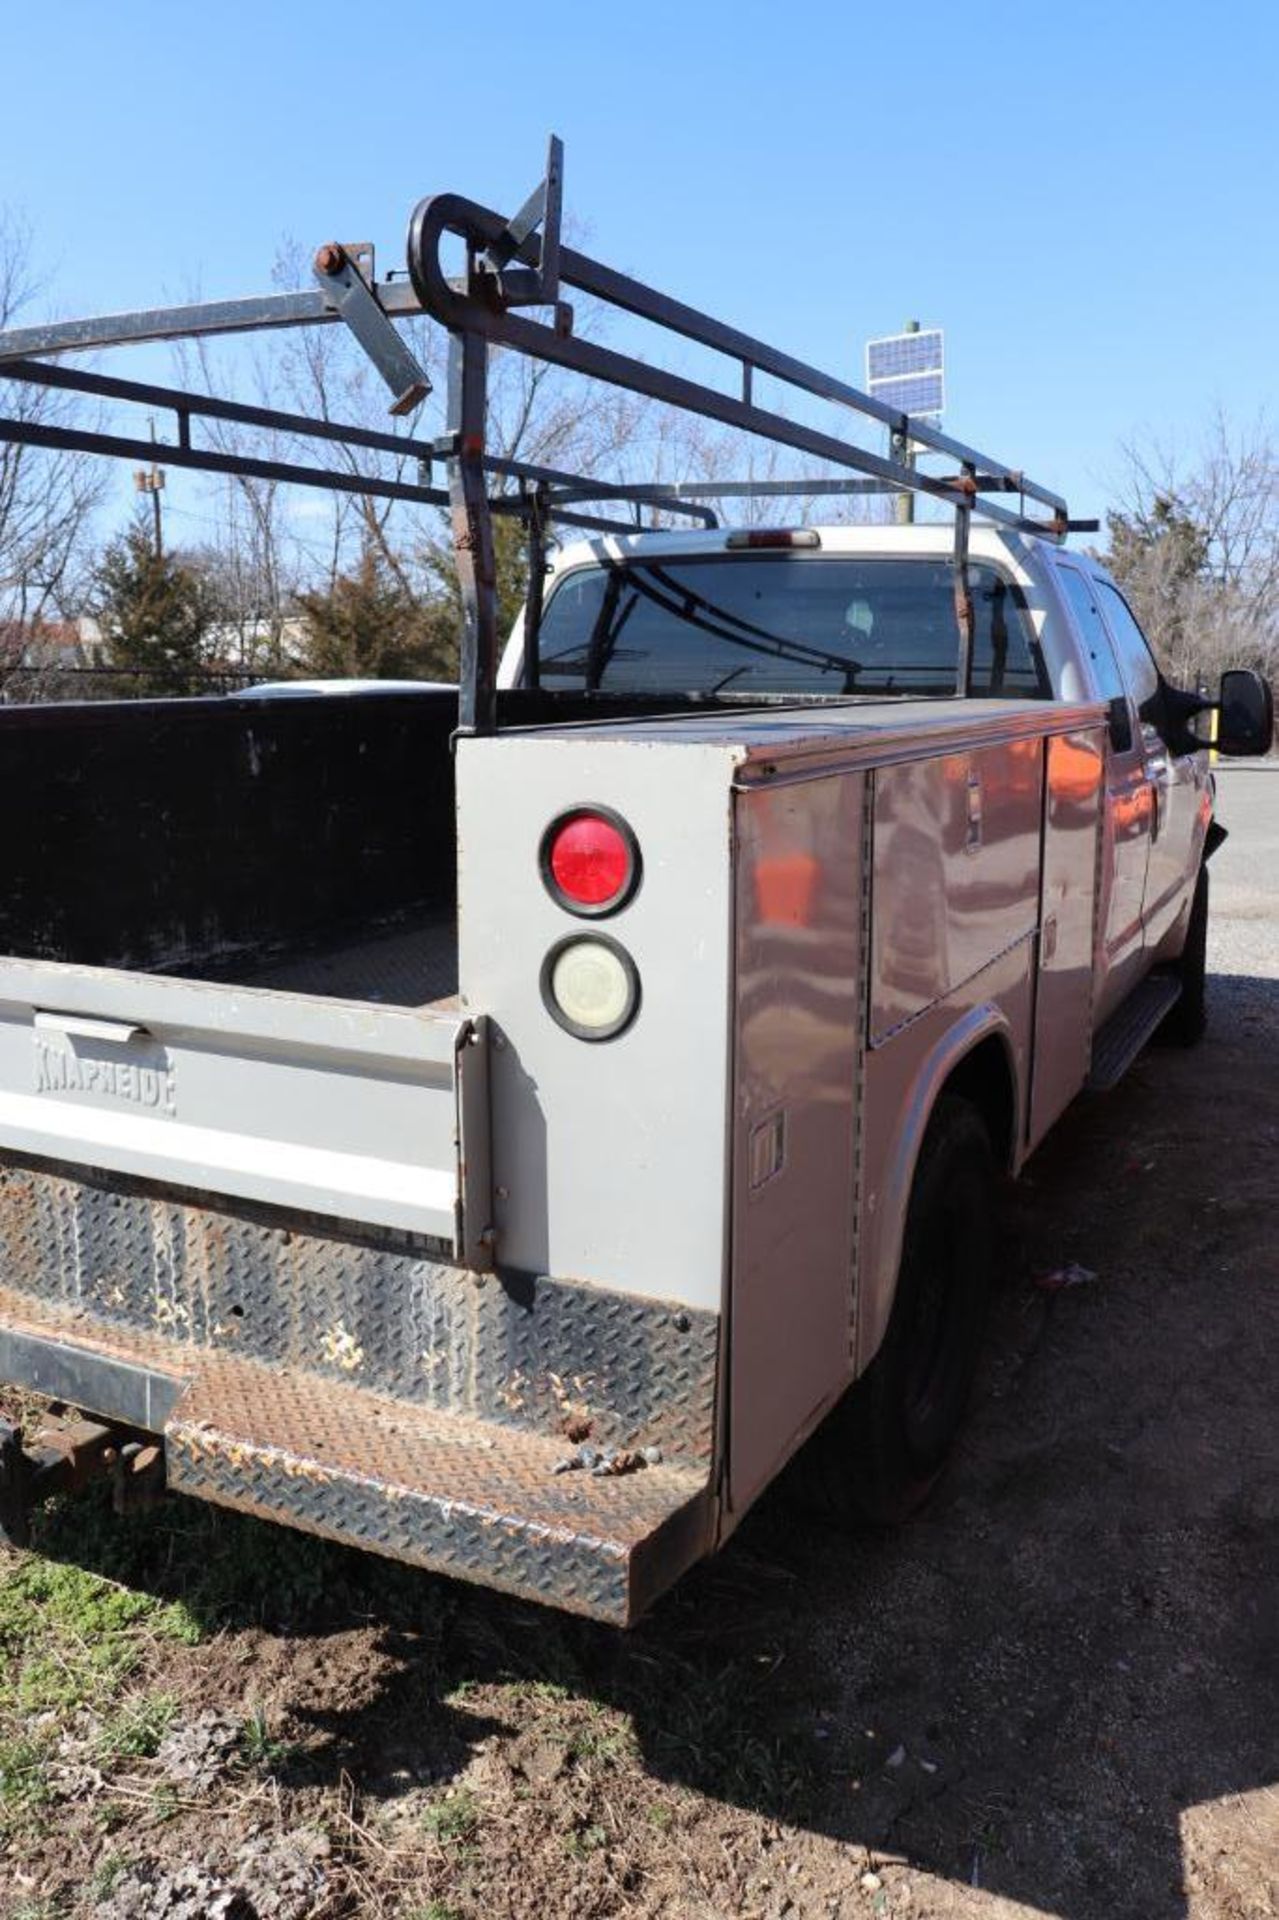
[1210,763,1279,981]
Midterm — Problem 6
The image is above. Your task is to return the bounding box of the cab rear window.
[534,554,1047,699]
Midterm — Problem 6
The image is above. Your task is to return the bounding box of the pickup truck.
[0,150,1270,1623]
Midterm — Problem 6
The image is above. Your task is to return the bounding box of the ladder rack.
[0,137,1095,734]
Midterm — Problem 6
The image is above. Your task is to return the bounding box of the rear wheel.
[1159,863,1208,1047]
[802,1094,996,1526]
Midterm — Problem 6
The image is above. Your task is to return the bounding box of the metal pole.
[953,475,975,697]
[148,415,163,559]
[893,320,920,527]
[521,484,549,691]
[132,417,166,558]
[447,328,498,736]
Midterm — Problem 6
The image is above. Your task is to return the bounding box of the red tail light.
[541,808,640,916]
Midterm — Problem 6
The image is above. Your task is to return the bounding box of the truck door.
[1092,577,1206,955]
[1054,562,1154,1022]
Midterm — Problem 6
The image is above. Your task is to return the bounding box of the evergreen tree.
[94,514,219,696]
[1102,494,1213,686]
[295,542,458,681]
[418,511,530,667]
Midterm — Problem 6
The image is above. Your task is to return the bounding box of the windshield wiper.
[585,561,855,687]
[640,561,858,679]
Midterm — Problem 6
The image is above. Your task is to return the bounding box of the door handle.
[1147,770,1167,844]
[34,1011,149,1046]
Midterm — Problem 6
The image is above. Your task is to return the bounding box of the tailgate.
[0,958,490,1258]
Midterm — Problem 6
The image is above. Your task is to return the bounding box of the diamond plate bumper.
[0,1282,713,1623]
[0,1158,720,1624]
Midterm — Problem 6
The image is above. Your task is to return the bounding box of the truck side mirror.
[1216,669,1274,758]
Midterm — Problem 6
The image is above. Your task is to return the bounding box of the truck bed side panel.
[0,691,457,974]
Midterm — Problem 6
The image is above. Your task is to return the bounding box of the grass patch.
[149,1781,181,1824]
[422,1787,480,1847]
[0,1548,195,1844]
[632,1650,812,1816]
[91,1798,133,1835]
[0,1556,197,1719]
[569,1714,636,1769]
[563,1820,608,1858]
[524,1678,572,1705]
[31,1481,439,1637]
[0,1731,52,1823]
[90,1852,135,1901]
[95,1690,179,1761]
[240,1704,301,1772]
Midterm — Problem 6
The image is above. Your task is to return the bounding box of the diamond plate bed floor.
[0,1281,713,1624]
[196,912,458,1008]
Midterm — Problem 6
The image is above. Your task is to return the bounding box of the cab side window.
[1057,565,1126,705]
[1095,581,1160,715]
[968,568,1048,697]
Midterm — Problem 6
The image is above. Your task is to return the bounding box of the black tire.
[1158,863,1208,1047]
[802,1094,996,1527]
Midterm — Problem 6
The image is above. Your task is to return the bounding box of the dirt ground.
[1,771,1275,1920]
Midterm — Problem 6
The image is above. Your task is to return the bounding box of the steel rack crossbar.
[0,357,717,537]
[0,135,1092,734]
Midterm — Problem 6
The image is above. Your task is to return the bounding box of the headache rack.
[0,137,1096,734]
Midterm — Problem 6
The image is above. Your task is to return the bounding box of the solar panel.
[866,329,944,419]
[868,371,944,416]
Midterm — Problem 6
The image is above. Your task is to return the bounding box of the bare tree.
[1104,411,1279,688]
[0,211,105,694]
[163,231,901,684]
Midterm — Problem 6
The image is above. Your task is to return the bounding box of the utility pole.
[133,418,166,558]
[893,319,920,527]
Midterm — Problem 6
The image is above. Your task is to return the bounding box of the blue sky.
[2,0,1276,542]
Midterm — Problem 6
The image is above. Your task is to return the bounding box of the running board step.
[1087,974,1182,1091]
[0,1285,712,1626]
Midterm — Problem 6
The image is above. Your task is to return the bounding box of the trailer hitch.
[0,1418,164,1548]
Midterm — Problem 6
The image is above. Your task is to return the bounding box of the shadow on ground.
[24,972,1279,1920]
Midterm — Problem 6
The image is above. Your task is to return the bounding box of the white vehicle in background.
[0,146,1268,1621]
[238,679,455,697]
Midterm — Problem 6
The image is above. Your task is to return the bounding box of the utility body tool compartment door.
[728,771,865,1513]
[0,959,490,1255]
[856,732,1045,1376]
